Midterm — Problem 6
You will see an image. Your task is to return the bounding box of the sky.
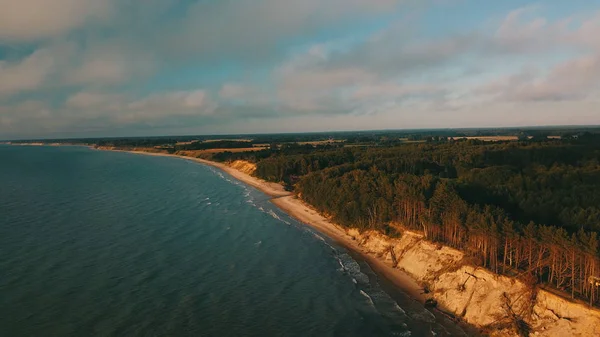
[0,0,599,139]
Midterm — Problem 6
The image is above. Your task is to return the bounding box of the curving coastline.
[105,149,427,298]
[111,151,420,284]
[93,147,600,337]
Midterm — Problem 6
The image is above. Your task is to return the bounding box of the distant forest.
[17,127,600,306]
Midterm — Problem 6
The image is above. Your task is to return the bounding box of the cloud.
[65,91,124,109]
[163,0,412,62]
[0,38,156,97]
[351,83,445,100]
[477,53,600,102]
[1,89,218,137]
[2,2,600,138]
[218,84,262,101]
[0,48,57,95]
[0,0,114,41]
[566,11,600,50]
[70,89,217,125]
[62,40,156,86]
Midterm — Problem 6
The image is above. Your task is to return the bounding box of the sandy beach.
[271,196,426,302]
[112,149,427,302]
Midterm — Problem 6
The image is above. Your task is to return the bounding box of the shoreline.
[108,149,427,302]
[10,143,600,336]
[123,150,291,198]
[271,195,427,302]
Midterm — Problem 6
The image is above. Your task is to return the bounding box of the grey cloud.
[303,7,599,83]
[0,89,219,137]
[0,37,156,98]
[0,48,57,95]
[475,54,600,102]
[0,0,115,41]
[161,0,416,63]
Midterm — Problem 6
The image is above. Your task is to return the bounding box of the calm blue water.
[0,145,473,336]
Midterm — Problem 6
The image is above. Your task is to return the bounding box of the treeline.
[97,137,180,147]
[176,140,254,150]
[253,139,600,305]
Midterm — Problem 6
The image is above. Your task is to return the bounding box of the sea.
[0,145,476,336]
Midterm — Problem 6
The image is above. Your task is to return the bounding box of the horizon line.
[3,123,600,142]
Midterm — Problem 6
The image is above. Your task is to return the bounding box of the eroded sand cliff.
[349,229,600,336]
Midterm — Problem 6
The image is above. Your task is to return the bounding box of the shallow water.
[0,145,474,336]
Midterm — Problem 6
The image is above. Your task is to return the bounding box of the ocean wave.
[338,253,369,285]
[266,209,291,225]
[312,232,326,242]
[409,308,436,323]
[393,302,407,315]
[359,290,375,308]
[305,229,338,252]
[267,209,279,219]
[336,256,345,271]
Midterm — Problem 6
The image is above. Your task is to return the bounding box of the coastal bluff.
[347,229,600,337]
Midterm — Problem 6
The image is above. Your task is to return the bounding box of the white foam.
[267,209,291,225]
[312,233,326,242]
[393,302,407,315]
[307,230,337,251]
[409,308,436,323]
[340,254,369,285]
[267,210,280,220]
[359,290,375,308]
